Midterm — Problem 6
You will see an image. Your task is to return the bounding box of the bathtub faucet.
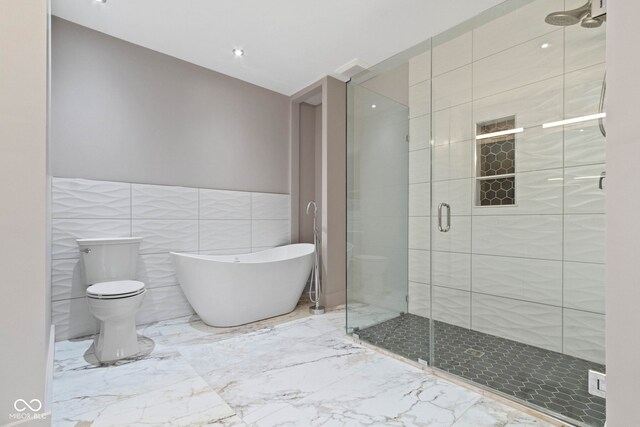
[306,201,324,315]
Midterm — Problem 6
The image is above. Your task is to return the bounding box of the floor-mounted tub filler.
[172,244,315,327]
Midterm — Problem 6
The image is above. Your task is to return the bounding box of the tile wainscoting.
[51,177,291,341]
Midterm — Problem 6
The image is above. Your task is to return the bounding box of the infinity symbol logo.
[14,399,42,412]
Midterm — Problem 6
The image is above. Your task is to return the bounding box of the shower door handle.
[437,203,451,232]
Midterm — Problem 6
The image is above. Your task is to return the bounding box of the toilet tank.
[77,237,142,285]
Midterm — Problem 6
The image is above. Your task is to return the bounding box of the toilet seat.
[87,280,145,299]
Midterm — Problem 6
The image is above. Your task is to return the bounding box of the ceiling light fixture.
[540,42,551,49]
[232,48,244,57]
[475,127,524,140]
[371,104,377,109]
[542,113,606,129]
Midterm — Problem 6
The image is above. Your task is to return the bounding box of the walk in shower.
[346,1,607,425]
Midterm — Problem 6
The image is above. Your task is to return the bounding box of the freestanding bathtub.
[171,244,315,327]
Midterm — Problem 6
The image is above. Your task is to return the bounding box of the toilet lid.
[87,280,145,299]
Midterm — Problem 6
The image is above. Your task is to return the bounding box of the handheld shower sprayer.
[306,201,325,315]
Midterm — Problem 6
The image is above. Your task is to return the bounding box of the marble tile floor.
[53,302,556,426]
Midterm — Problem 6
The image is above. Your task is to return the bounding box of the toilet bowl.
[86,280,146,362]
[77,237,146,363]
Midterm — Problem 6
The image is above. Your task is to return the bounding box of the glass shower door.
[346,83,410,346]
[429,2,607,426]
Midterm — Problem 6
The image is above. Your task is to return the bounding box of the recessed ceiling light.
[95,0,106,3]
[540,43,551,49]
[371,104,377,109]
[232,48,244,57]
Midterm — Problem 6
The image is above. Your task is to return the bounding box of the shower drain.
[464,348,485,358]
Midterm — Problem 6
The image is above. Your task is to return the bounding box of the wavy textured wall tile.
[433,140,474,182]
[408,282,430,318]
[564,214,606,263]
[133,219,198,254]
[432,215,471,253]
[565,63,606,118]
[52,258,84,301]
[409,183,430,217]
[53,297,98,341]
[132,184,198,219]
[200,220,251,251]
[409,149,430,184]
[409,80,431,118]
[563,309,605,364]
[137,253,179,289]
[472,254,562,306]
[432,251,471,291]
[563,262,605,314]
[516,126,563,173]
[472,215,563,260]
[409,50,430,86]
[433,32,472,77]
[136,285,194,326]
[433,102,473,146]
[471,293,562,353]
[200,248,252,256]
[564,123,606,167]
[432,65,471,112]
[199,189,251,219]
[251,220,290,248]
[408,249,430,284]
[564,164,606,214]
[52,178,131,219]
[52,219,131,259]
[409,115,430,152]
[408,217,429,250]
[432,286,470,329]
[251,193,290,220]
[431,178,473,216]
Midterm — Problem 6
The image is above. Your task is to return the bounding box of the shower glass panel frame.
[346,1,607,426]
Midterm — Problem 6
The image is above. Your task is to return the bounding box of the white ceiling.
[52,0,504,96]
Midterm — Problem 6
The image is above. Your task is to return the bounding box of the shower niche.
[347,1,607,426]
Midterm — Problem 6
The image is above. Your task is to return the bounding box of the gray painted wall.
[298,103,319,244]
[51,17,290,194]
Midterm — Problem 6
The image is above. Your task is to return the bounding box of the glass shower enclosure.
[346,1,607,426]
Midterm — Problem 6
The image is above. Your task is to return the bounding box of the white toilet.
[77,237,146,363]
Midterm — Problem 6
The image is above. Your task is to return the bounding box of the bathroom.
[1,0,640,426]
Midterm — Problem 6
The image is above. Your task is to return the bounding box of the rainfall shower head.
[545,1,590,26]
[581,13,604,28]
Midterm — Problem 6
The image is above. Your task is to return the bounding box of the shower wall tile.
[473,76,563,130]
[252,220,290,248]
[132,184,198,219]
[432,286,470,329]
[472,215,563,260]
[409,183,430,217]
[199,189,251,220]
[51,177,291,341]
[52,297,98,341]
[136,285,194,326]
[408,282,430,318]
[565,23,606,73]
[433,140,474,181]
[516,126,563,173]
[564,164,607,214]
[137,253,179,289]
[433,102,473,146]
[52,258,84,301]
[564,123,606,167]
[432,65,472,111]
[408,149,430,184]
[563,309,605,364]
[133,219,198,254]
[409,80,431,118]
[564,214,606,263]
[199,220,251,251]
[472,169,563,216]
[472,0,558,60]
[52,177,130,219]
[200,248,252,256]
[408,217,429,251]
[431,178,473,216]
[565,63,606,118]
[409,115,430,152]
[471,293,562,353]
[431,215,471,253]
[408,249,430,284]
[52,218,131,259]
[564,262,605,314]
[473,31,563,100]
[433,32,472,77]
[251,193,290,220]
[409,50,431,86]
[472,254,562,306]
[431,251,471,291]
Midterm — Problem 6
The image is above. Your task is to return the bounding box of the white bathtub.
[171,244,315,327]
